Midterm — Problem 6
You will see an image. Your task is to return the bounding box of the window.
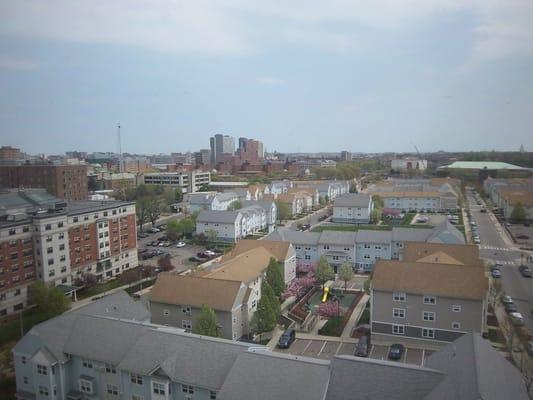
[423,295,436,305]
[393,292,406,302]
[37,364,48,375]
[47,247,53,254]
[182,385,194,394]
[131,374,143,385]
[132,396,144,400]
[82,359,93,368]
[107,384,119,395]
[39,386,49,396]
[423,311,435,321]
[210,391,217,400]
[23,376,28,384]
[79,379,93,394]
[163,309,170,316]
[105,363,116,374]
[182,306,191,315]
[182,320,192,330]
[58,233,64,240]
[392,324,405,335]
[73,217,79,223]
[452,305,462,312]
[422,328,435,338]
[9,228,16,235]
[323,245,330,250]
[58,222,64,228]
[452,322,461,330]
[393,308,405,318]
[45,224,52,231]
[21,356,26,364]
[152,382,166,395]
[59,244,65,251]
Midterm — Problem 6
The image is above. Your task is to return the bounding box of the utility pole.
[117,123,123,173]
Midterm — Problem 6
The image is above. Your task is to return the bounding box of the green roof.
[439,161,528,170]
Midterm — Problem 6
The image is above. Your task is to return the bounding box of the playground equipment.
[321,286,330,303]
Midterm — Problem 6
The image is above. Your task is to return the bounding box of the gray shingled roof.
[425,333,529,400]
[197,210,241,224]
[218,351,330,400]
[334,193,371,208]
[355,229,393,243]
[318,231,357,245]
[189,193,215,205]
[73,291,150,321]
[265,229,321,245]
[326,356,444,400]
[392,227,433,242]
[427,220,465,245]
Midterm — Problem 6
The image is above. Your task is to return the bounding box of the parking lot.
[507,223,533,247]
[274,337,430,366]
[274,338,357,360]
[411,213,448,226]
[137,230,207,273]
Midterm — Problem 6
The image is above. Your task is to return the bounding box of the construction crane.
[117,123,123,173]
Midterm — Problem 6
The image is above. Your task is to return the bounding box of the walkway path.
[341,293,369,340]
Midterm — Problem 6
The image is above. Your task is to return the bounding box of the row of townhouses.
[265,220,465,272]
[371,242,488,349]
[150,240,296,340]
[332,193,374,224]
[367,178,459,211]
[483,177,533,220]
[0,189,138,319]
[12,290,529,400]
[195,202,277,241]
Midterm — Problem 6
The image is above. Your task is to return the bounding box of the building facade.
[143,171,210,194]
[332,194,373,224]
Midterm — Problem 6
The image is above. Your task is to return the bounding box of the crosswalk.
[482,259,515,265]
[479,245,516,252]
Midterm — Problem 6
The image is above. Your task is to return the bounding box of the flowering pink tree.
[296,261,317,275]
[318,300,347,319]
[282,276,315,300]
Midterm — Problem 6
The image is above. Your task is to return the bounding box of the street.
[467,192,533,330]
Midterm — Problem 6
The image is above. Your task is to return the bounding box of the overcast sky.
[1,1,533,155]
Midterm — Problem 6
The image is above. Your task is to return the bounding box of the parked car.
[277,329,296,349]
[149,227,160,233]
[197,252,210,259]
[504,303,518,313]
[501,295,513,305]
[491,269,502,278]
[516,234,530,240]
[388,343,405,360]
[354,334,371,357]
[528,341,533,357]
[473,237,481,244]
[519,265,532,278]
[510,312,524,326]
[176,241,186,248]
[204,250,216,257]
[189,256,204,262]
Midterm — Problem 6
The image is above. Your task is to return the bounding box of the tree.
[315,257,335,288]
[227,200,242,210]
[338,262,354,290]
[253,294,276,333]
[157,255,174,272]
[146,196,161,227]
[261,280,280,320]
[206,229,218,245]
[180,217,196,237]
[370,209,382,224]
[319,196,326,207]
[174,187,183,203]
[372,195,384,209]
[510,202,526,223]
[363,278,370,294]
[266,257,285,297]
[199,184,210,192]
[166,219,182,241]
[29,282,71,319]
[275,200,291,222]
[136,196,150,232]
[192,304,220,337]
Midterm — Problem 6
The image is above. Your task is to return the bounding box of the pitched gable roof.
[150,274,244,311]
[226,239,292,262]
[206,247,273,283]
[403,242,481,266]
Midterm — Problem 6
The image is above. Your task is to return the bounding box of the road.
[286,207,331,231]
[467,191,533,330]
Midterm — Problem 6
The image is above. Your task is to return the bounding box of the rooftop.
[439,161,529,170]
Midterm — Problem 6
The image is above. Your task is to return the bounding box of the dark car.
[196,252,210,259]
[354,334,371,357]
[189,256,204,262]
[388,343,405,360]
[491,269,502,278]
[519,265,532,278]
[277,329,296,349]
[505,303,518,313]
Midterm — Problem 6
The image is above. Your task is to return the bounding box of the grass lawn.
[77,278,125,300]
[318,316,344,337]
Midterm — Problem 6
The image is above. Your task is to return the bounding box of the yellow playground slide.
[321,286,329,302]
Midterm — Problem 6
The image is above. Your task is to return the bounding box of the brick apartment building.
[0,163,88,201]
[0,189,138,320]
[0,146,23,161]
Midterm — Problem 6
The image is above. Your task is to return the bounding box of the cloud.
[0,0,532,65]
[257,76,286,85]
[0,55,39,71]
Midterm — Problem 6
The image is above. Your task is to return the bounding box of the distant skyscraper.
[210,134,235,164]
[520,144,525,153]
[237,137,264,163]
[340,151,352,162]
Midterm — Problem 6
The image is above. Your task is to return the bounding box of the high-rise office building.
[210,134,235,165]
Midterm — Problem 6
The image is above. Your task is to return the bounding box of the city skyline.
[1,1,533,154]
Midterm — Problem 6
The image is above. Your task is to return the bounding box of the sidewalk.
[341,293,369,340]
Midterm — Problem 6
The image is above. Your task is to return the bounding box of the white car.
[501,295,513,305]
[510,312,524,326]
[176,242,186,248]
[149,227,160,233]
[204,250,216,257]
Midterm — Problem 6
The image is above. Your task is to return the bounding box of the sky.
[1,1,533,155]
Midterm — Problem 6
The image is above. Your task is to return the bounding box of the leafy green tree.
[363,278,371,294]
[319,196,326,207]
[275,200,291,222]
[228,200,242,210]
[136,196,150,232]
[29,282,71,319]
[174,187,183,203]
[180,217,196,236]
[338,262,355,290]
[206,229,218,244]
[315,256,335,288]
[146,196,161,227]
[266,257,285,297]
[261,280,280,319]
[370,209,382,224]
[199,184,210,192]
[510,202,526,223]
[192,304,220,337]
[166,219,182,241]
[372,195,384,209]
[254,284,277,333]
